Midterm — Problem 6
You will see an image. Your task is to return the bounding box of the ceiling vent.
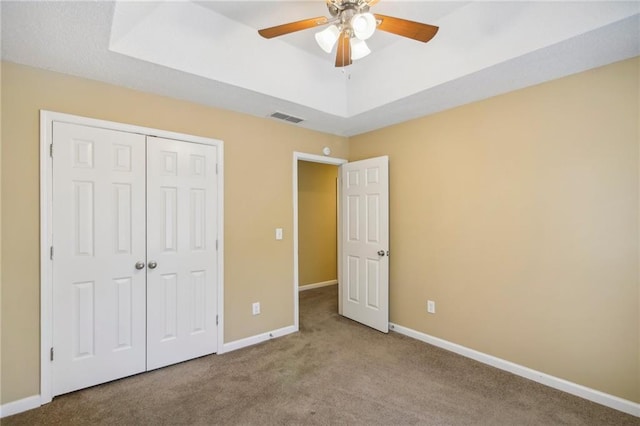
[270,112,304,124]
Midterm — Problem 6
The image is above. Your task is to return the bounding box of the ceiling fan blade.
[258,16,329,39]
[374,14,439,43]
[335,30,352,67]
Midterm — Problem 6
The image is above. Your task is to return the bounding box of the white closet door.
[146,136,219,370]
[52,122,147,396]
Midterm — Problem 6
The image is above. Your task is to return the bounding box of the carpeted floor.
[4,285,637,425]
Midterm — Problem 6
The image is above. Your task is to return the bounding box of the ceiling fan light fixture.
[315,24,340,53]
[350,38,371,60]
[351,12,376,40]
[257,2,439,68]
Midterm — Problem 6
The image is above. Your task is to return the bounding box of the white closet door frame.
[39,110,225,405]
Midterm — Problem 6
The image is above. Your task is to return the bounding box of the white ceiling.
[2,1,639,136]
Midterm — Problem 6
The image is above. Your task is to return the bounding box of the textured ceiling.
[2,1,639,136]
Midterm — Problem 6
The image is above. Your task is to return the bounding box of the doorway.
[297,160,338,290]
[293,153,390,334]
[292,152,347,330]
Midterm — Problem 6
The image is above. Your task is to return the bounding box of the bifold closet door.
[52,122,147,396]
[146,136,218,370]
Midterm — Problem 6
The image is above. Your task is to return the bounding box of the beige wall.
[298,161,338,286]
[0,62,349,404]
[0,59,3,404]
[349,57,640,402]
[2,57,639,406]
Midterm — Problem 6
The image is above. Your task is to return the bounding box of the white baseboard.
[0,394,41,418]
[389,322,639,418]
[299,280,338,292]
[220,325,297,354]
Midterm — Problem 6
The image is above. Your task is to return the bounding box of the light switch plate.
[275,228,283,240]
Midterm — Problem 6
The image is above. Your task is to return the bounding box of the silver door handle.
[377,250,386,257]
[148,261,158,269]
[135,261,145,270]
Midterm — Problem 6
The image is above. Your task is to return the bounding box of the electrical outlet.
[252,302,261,316]
[427,300,436,314]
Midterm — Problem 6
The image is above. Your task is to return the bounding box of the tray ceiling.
[2,1,639,136]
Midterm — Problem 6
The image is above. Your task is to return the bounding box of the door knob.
[148,261,158,269]
[135,261,145,270]
[377,250,386,257]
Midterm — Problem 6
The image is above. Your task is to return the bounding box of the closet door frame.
[39,110,225,405]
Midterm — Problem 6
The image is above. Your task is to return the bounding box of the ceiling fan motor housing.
[327,1,371,18]
[330,1,374,39]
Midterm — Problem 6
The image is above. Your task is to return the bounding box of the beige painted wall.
[0,62,349,404]
[298,161,338,286]
[0,59,3,404]
[349,57,640,402]
[2,57,639,406]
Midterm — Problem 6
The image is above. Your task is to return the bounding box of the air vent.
[270,112,304,124]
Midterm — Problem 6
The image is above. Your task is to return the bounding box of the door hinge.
[216,163,218,175]
[216,315,219,326]
[49,143,53,157]
[50,246,54,260]
[215,239,218,250]
[50,347,54,361]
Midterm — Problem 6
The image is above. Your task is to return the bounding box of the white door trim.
[292,152,347,330]
[40,110,224,404]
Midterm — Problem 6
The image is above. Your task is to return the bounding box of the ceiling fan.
[258,0,439,68]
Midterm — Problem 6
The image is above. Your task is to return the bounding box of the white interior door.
[146,136,219,370]
[52,124,219,395]
[340,156,389,333]
[52,122,147,395]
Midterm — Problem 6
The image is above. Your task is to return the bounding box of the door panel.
[340,156,389,333]
[146,137,218,370]
[52,122,147,396]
